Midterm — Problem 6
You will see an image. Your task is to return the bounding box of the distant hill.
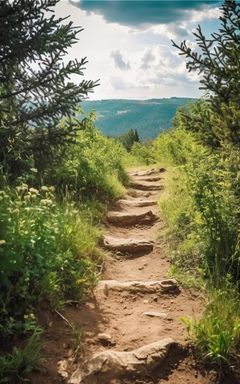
[82,97,196,140]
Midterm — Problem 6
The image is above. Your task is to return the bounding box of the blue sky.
[55,0,222,99]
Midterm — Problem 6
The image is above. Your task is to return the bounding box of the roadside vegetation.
[0,1,134,382]
[0,123,131,382]
[150,0,240,371]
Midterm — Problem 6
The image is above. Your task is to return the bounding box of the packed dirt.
[30,168,238,384]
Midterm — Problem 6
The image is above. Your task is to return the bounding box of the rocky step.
[130,169,159,177]
[127,189,154,198]
[130,168,165,177]
[130,181,164,191]
[70,338,179,384]
[97,279,179,295]
[103,236,154,254]
[118,198,157,208]
[134,175,162,182]
[107,210,158,226]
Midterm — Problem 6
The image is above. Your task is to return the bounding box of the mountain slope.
[82,98,196,140]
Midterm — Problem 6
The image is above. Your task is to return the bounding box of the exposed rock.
[127,189,152,198]
[58,359,69,379]
[97,333,114,346]
[143,311,167,318]
[135,176,162,182]
[103,236,154,254]
[68,368,82,384]
[70,338,178,384]
[130,181,164,191]
[118,199,157,208]
[96,279,179,294]
[107,210,158,226]
[130,169,159,177]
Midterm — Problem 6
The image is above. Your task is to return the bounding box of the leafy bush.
[130,142,156,165]
[0,184,101,348]
[153,127,240,284]
[50,116,129,201]
[153,119,240,368]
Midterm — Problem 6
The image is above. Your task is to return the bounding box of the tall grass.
[152,127,240,367]
[183,284,240,368]
[153,128,240,285]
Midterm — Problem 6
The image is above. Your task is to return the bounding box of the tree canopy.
[0,0,98,179]
[172,0,240,145]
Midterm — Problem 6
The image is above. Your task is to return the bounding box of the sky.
[55,0,222,100]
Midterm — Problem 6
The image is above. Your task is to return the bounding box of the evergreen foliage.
[172,0,240,145]
[172,0,240,106]
[0,0,98,179]
[118,128,140,151]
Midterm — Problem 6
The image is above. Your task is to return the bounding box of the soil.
[30,168,239,384]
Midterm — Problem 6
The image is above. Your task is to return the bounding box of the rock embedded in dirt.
[127,189,152,198]
[107,210,158,226]
[70,338,179,384]
[130,169,159,177]
[96,279,179,295]
[143,311,167,318]
[118,199,157,208]
[103,236,154,254]
[130,181,164,191]
[136,176,162,182]
[97,333,114,346]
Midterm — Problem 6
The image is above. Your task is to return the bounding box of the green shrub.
[153,127,240,284]
[0,185,101,342]
[130,142,156,165]
[153,122,240,369]
[50,117,129,201]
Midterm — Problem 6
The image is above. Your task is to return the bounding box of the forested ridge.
[81,98,195,140]
[0,0,240,383]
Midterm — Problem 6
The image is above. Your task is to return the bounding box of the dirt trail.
[66,168,212,384]
[31,168,225,384]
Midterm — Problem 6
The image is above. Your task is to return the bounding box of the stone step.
[107,210,158,226]
[130,181,164,191]
[69,338,179,384]
[103,236,154,254]
[127,189,153,198]
[97,279,179,294]
[130,168,165,177]
[130,169,159,177]
[134,176,162,182]
[118,199,157,208]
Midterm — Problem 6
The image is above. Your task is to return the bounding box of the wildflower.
[40,186,49,192]
[29,187,39,195]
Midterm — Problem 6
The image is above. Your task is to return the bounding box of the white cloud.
[150,23,191,40]
[53,1,214,99]
[111,50,131,70]
[186,6,220,23]
[141,50,156,70]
